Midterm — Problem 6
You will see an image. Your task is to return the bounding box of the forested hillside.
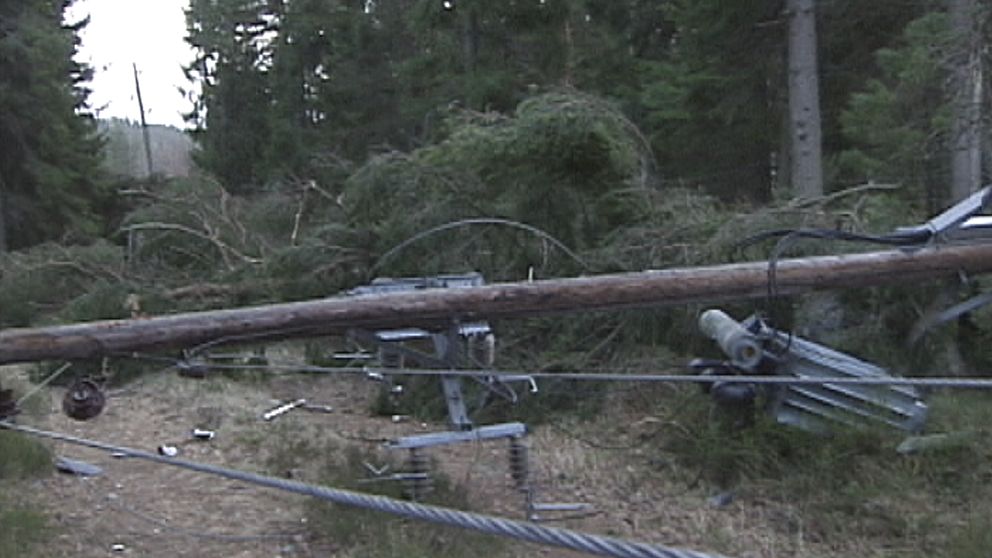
[3,1,992,556]
[99,119,195,179]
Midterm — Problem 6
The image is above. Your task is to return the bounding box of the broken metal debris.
[347,272,498,431]
[55,456,103,477]
[347,273,591,518]
[697,309,928,434]
[508,435,594,522]
[158,445,180,457]
[527,502,596,523]
[262,399,307,421]
[62,377,106,421]
[302,403,334,414]
[896,184,991,244]
[363,461,390,477]
[191,428,216,440]
[388,422,528,450]
[260,399,335,421]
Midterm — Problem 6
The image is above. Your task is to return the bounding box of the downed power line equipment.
[693,309,928,434]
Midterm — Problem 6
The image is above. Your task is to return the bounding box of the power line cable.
[185,360,992,389]
[372,217,590,273]
[0,421,729,558]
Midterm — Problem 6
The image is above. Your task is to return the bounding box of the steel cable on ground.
[188,360,992,389]
[0,421,730,558]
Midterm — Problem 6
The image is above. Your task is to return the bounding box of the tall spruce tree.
[640,0,785,201]
[838,8,976,211]
[0,0,106,250]
[268,0,403,164]
[185,0,276,193]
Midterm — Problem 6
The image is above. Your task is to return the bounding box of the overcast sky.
[67,0,194,128]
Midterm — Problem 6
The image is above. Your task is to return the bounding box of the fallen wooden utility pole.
[2,242,992,366]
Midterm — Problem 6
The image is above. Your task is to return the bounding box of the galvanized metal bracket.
[345,273,499,431]
[897,185,992,244]
[388,422,528,450]
[698,309,929,434]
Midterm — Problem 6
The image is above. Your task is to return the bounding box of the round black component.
[711,382,757,406]
[62,379,106,421]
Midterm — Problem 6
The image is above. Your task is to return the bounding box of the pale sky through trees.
[67,0,193,128]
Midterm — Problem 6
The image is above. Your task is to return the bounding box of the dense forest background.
[1,0,991,373]
[7,3,992,557]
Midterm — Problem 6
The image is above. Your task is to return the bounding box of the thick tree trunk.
[787,0,824,199]
[3,242,992,365]
[950,0,983,203]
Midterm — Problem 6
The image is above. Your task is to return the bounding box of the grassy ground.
[636,386,992,557]
[0,428,53,558]
[5,352,992,557]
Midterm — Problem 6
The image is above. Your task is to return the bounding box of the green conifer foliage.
[0,0,107,250]
[184,0,276,193]
[838,13,952,210]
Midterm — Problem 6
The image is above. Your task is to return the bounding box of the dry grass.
[5,352,992,557]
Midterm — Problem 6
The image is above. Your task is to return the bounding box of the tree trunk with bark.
[787,0,824,199]
[950,0,983,203]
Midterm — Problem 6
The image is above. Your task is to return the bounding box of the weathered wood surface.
[3,242,992,365]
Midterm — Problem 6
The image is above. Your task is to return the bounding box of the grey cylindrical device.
[698,309,763,370]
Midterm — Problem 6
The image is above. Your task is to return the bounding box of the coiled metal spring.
[403,448,433,501]
[508,436,530,491]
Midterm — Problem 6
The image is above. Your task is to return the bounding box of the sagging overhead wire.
[0,420,728,558]
[736,226,934,335]
[738,185,992,334]
[372,217,590,273]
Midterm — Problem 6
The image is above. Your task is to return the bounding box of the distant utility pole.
[132,63,154,178]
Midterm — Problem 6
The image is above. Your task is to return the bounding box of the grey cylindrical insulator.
[509,437,529,490]
[698,309,763,370]
[467,333,497,367]
[403,449,433,501]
